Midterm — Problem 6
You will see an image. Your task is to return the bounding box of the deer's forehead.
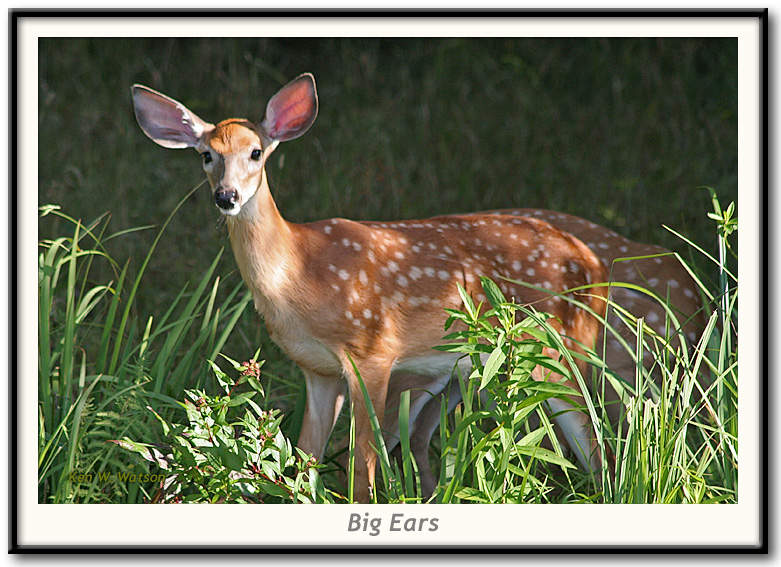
[207,120,262,154]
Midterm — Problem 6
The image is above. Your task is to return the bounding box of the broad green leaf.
[480,346,506,391]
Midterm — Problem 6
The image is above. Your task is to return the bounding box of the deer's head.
[132,74,318,216]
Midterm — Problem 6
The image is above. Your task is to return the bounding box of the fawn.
[132,73,702,501]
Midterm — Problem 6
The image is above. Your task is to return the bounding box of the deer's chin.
[217,204,241,216]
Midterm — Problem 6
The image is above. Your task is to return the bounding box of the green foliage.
[594,190,738,503]
[38,203,251,503]
[113,355,332,503]
[431,278,582,503]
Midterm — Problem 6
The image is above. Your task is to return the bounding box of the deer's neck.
[225,181,299,316]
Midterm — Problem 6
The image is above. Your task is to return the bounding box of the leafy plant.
[427,278,583,503]
[114,354,332,503]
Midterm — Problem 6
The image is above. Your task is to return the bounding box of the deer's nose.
[215,188,238,210]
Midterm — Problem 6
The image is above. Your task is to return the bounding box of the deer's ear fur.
[260,73,318,143]
[131,84,213,149]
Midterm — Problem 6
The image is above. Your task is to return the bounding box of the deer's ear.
[260,73,318,142]
[131,85,213,149]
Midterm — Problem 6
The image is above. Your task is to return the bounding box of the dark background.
[38,36,738,392]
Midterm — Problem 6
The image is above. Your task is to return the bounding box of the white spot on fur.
[359,270,368,285]
[409,266,423,280]
[338,269,350,281]
[526,268,535,277]
[438,270,450,280]
[397,275,409,287]
[388,261,399,273]
[323,225,332,234]
[424,267,436,278]
[647,311,660,324]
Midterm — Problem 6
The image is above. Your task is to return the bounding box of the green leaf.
[456,283,477,319]
[480,277,506,309]
[524,381,580,398]
[514,445,576,469]
[227,391,257,407]
[208,360,230,392]
[480,346,506,391]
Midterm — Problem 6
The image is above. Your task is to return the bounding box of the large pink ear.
[131,85,212,149]
[260,73,318,142]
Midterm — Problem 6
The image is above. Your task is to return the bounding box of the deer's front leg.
[344,359,392,503]
[297,370,346,460]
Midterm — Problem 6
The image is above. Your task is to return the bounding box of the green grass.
[38,37,738,503]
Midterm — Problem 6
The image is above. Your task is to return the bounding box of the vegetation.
[37,38,737,503]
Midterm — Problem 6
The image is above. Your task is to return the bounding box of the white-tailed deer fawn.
[132,74,616,501]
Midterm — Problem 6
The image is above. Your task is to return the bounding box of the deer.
[131,73,620,501]
[132,73,705,501]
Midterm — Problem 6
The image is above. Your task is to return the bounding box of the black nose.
[215,188,238,210]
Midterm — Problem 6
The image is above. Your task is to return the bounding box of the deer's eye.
[250,149,262,161]
[201,151,213,164]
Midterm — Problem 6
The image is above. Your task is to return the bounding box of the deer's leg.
[343,359,392,502]
[383,372,457,498]
[297,370,346,460]
[408,379,463,497]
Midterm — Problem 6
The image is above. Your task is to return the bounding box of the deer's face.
[197,119,272,216]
